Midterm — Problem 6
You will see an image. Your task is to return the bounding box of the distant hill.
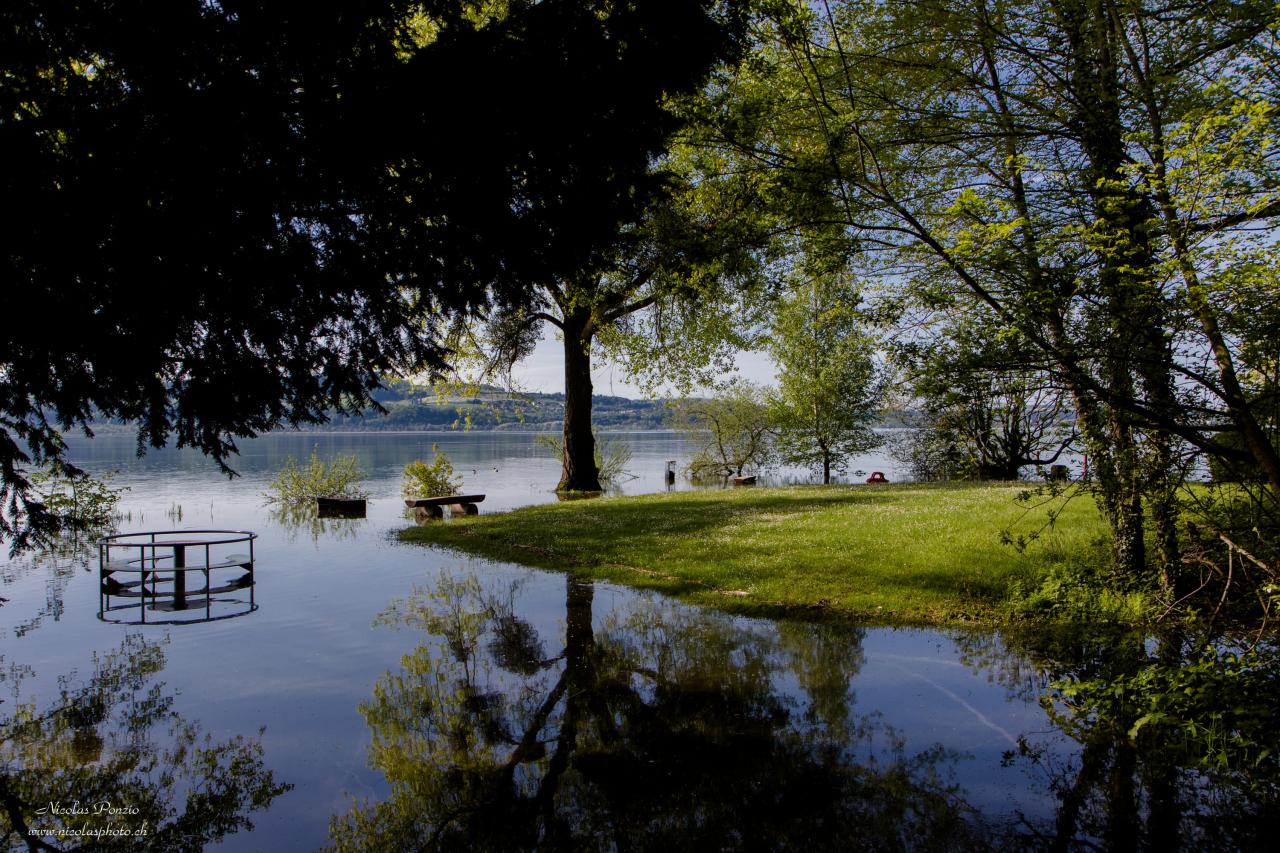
[315,386,670,432]
[74,379,913,434]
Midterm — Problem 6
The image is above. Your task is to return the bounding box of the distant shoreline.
[69,424,912,438]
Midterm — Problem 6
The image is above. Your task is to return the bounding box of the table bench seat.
[405,494,486,518]
[103,554,252,574]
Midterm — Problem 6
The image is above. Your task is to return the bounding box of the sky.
[509,326,779,398]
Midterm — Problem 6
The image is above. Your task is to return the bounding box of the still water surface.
[3,432,1078,849]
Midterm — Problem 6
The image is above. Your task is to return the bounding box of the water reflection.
[269,503,367,543]
[970,625,1280,852]
[331,574,990,851]
[0,551,87,639]
[5,433,1274,848]
[0,635,290,848]
[329,574,1280,851]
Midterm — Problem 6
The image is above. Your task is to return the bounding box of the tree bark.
[558,307,602,492]
[1056,0,1186,582]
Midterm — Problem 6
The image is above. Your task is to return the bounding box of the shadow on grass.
[397,484,1047,625]
[401,484,933,560]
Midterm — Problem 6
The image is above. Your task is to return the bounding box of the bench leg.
[450,503,479,516]
[172,546,187,610]
[416,505,444,520]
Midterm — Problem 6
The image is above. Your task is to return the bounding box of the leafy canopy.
[0,0,744,549]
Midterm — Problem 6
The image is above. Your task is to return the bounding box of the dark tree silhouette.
[0,0,742,548]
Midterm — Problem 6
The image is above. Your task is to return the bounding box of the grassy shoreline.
[399,482,1107,626]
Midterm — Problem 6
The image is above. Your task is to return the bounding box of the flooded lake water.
[1,431,1217,849]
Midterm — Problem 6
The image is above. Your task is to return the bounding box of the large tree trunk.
[979,4,1152,579]
[1057,0,1186,582]
[558,308,601,492]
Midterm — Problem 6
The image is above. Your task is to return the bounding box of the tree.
[673,379,777,480]
[0,0,745,547]
[898,310,1075,481]
[699,0,1280,585]
[768,272,881,484]
[463,156,774,492]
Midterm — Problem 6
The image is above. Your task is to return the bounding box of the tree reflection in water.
[269,503,365,544]
[960,625,1280,852]
[1,634,290,850]
[331,573,987,851]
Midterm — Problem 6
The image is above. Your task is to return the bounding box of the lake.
[0,431,1226,850]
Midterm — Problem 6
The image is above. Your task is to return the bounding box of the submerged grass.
[399,482,1109,626]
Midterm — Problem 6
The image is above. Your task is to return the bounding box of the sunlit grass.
[399,483,1107,625]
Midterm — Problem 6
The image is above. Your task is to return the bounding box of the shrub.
[266,453,369,505]
[1006,540,1153,623]
[30,468,127,534]
[403,450,462,498]
[535,434,632,485]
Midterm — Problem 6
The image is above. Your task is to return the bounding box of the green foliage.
[265,453,368,505]
[984,620,1280,849]
[673,379,776,481]
[589,154,780,396]
[29,467,127,536]
[768,273,882,483]
[1006,543,1154,623]
[1014,626,1280,848]
[402,449,463,498]
[536,433,633,485]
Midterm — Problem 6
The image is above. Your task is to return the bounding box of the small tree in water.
[266,453,368,505]
[673,379,776,481]
[403,448,463,498]
[28,466,127,548]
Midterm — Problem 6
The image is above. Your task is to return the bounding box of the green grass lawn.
[399,483,1107,625]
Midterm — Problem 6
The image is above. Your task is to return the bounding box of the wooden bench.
[317,496,367,518]
[404,494,486,519]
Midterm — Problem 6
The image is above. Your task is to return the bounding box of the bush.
[403,450,462,498]
[891,423,967,482]
[30,467,127,534]
[1006,540,1153,623]
[266,453,369,505]
[535,434,632,485]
